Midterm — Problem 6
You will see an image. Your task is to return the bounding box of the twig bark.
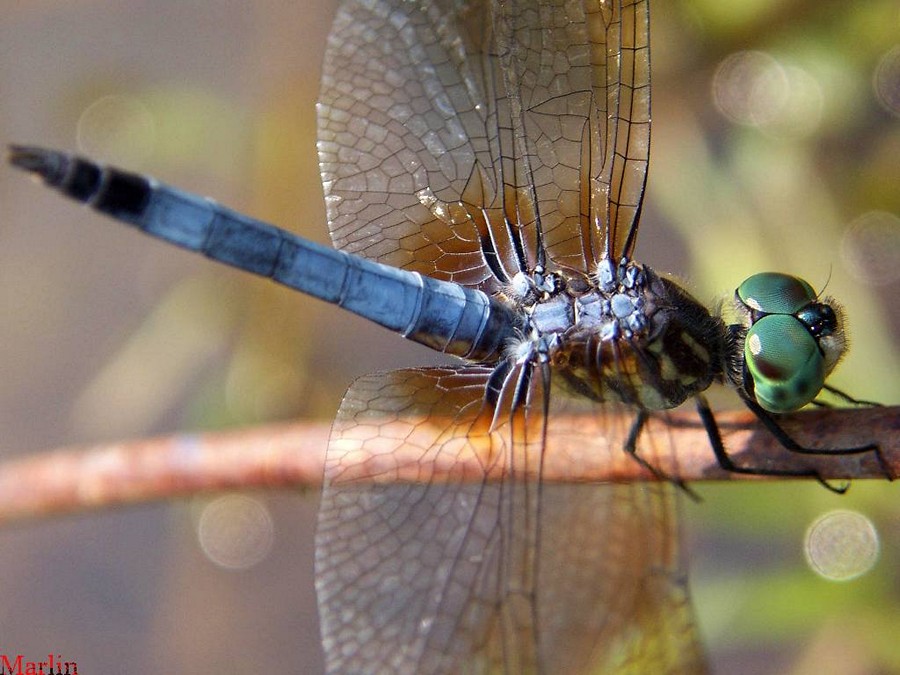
[0,406,895,524]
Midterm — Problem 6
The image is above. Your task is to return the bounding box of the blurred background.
[0,0,898,673]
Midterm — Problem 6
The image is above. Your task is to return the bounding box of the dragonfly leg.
[695,395,851,494]
[624,410,700,501]
[817,383,882,408]
[740,395,893,482]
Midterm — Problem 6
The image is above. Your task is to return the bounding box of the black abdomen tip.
[8,144,72,186]
[8,144,151,217]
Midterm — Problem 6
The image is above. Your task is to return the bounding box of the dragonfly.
[8,0,887,672]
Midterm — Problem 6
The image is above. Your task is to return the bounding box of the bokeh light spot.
[713,51,788,126]
[76,94,156,166]
[712,51,823,137]
[197,495,275,570]
[874,45,900,117]
[841,210,900,287]
[804,509,880,582]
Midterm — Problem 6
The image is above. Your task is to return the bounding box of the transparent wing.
[598,0,651,260]
[317,0,650,288]
[315,367,706,674]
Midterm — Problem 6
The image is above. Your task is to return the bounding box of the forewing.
[315,367,706,673]
[533,389,706,674]
[597,0,651,261]
[318,0,651,286]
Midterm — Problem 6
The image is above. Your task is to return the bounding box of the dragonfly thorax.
[506,258,726,411]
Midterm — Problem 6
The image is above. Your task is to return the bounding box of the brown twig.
[0,406,895,524]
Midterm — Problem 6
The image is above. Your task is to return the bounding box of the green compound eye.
[745,314,826,412]
[736,272,837,411]
[737,272,817,315]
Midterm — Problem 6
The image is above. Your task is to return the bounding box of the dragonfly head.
[733,272,847,412]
